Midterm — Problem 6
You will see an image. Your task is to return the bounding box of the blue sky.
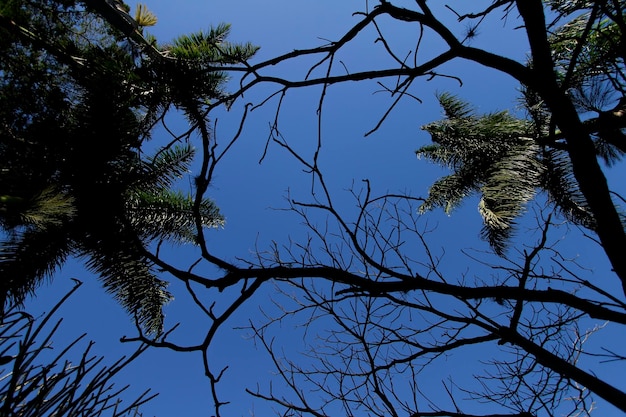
[19,1,626,416]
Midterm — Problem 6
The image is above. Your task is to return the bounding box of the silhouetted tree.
[116,1,626,416]
[0,0,256,333]
[416,0,625,254]
[0,280,156,416]
[5,1,626,417]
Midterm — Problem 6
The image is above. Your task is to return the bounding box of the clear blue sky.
[22,1,626,416]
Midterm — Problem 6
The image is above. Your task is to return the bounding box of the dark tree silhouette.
[0,280,155,416]
[0,0,255,333]
[116,1,626,416]
[3,1,626,417]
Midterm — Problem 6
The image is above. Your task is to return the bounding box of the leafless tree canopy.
[85,1,626,416]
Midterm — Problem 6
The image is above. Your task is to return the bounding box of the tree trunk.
[516,0,626,296]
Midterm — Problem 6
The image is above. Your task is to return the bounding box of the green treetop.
[418,1,625,254]
[0,0,257,333]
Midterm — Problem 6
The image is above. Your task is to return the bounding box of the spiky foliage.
[0,0,244,333]
[0,146,223,334]
[150,23,258,115]
[417,1,626,254]
[418,93,594,253]
[546,0,626,155]
[171,23,258,62]
[549,0,625,94]
[134,3,157,28]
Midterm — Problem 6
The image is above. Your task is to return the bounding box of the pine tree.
[417,2,625,253]
[417,93,596,253]
[0,0,256,333]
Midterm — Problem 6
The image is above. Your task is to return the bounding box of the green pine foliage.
[151,23,258,115]
[417,1,625,254]
[418,93,543,253]
[418,93,597,254]
[0,0,251,333]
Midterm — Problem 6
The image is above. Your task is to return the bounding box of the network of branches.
[1,1,626,417]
